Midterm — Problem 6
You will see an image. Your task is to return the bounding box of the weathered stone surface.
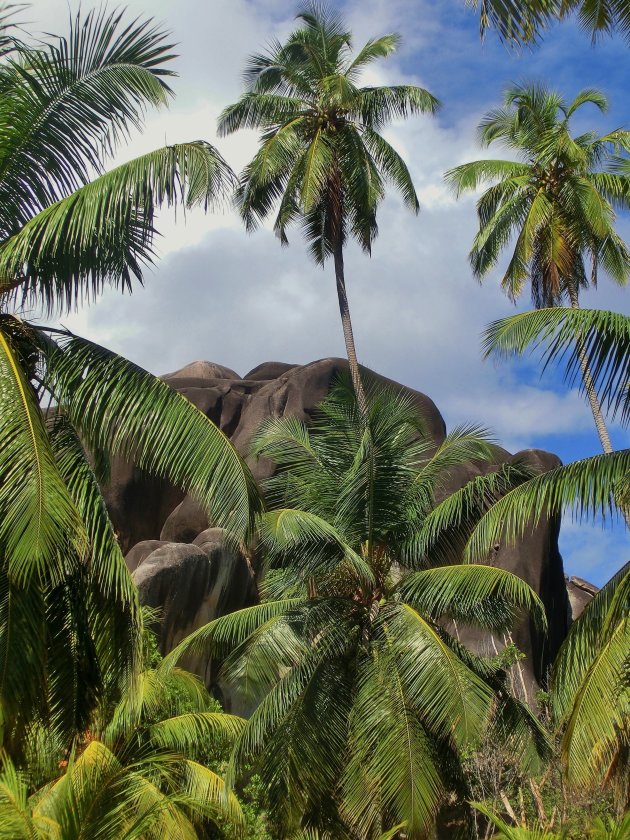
[160,496,209,544]
[131,534,256,709]
[105,357,576,699]
[566,576,598,620]
[125,540,165,573]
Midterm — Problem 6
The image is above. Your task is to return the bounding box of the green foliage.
[0,6,258,761]
[445,83,630,307]
[220,3,437,263]
[0,662,246,838]
[483,307,630,427]
[220,1,437,404]
[472,801,630,839]
[467,0,630,44]
[170,378,550,839]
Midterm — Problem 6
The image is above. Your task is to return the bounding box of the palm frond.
[561,616,630,787]
[483,307,630,425]
[400,564,547,633]
[465,449,630,561]
[552,561,629,722]
[0,318,84,584]
[163,600,304,670]
[0,7,175,226]
[1,142,235,314]
[40,329,261,541]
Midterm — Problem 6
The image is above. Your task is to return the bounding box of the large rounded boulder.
[105,357,572,699]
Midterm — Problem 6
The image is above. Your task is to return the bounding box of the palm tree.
[468,0,630,44]
[167,379,550,839]
[476,305,630,799]
[0,8,261,756]
[218,2,438,411]
[0,651,246,839]
[445,84,630,456]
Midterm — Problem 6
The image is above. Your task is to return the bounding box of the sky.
[32,0,630,585]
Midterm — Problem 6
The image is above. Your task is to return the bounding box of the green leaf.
[400,564,547,633]
[41,329,261,542]
[0,320,85,584]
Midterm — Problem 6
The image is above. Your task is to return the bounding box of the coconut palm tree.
[445,84,630,455]
[218,2,438,411]
[0,7,261,757]
[167,379,550,839]
[0,651,246,839]
[476,305,630,799]
[468,0,630,44]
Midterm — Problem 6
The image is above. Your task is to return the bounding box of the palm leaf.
[341,649,444,839]
[552,561,630,723]
[561,616,630,787]
[40,329,261,541]
[0,319,85,584]
[465,449,630,561]
[381,603,494,747]
[399,564,547,633]
[163,600,304,670]
[1,142,235,314]
[0,7,175,226]
[483,307,630,425]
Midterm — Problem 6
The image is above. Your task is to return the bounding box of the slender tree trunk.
[328,165,367,414]
[566,284,613,454]
[333,240,367,414]
[567,283,630,529]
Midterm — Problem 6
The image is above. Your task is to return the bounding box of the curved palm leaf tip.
[0,6,236,315]
[469,0,630,43]
[550,561,630,791]
[218,2,439,410]
[171,379,549,838]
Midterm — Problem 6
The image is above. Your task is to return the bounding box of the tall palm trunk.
[333,240,367,414]
[566,283,613,454]
[329,168,367,414]
[567,283,630,529]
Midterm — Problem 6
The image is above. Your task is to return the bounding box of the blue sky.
[34,0,630,585]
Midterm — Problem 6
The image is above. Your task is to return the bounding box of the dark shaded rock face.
[107,357,572,701]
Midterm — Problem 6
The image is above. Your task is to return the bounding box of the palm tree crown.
[218,2,438,408]
[445,84,630,308]
[169,380,550,839]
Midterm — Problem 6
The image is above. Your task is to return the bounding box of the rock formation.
[107,358,573,703]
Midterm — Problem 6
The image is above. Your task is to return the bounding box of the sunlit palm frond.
[0,142,235,314]
[0,6,175,227]
[552,561,630,722]
[40,329,261,541]
[164,600,304,670]
[0,319,84,584]
[465,449,630,561]
[561,616,630,787]
[400,564,547,633]
[483,307,630,425]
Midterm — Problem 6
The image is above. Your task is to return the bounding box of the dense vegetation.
[0,1,628,838]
